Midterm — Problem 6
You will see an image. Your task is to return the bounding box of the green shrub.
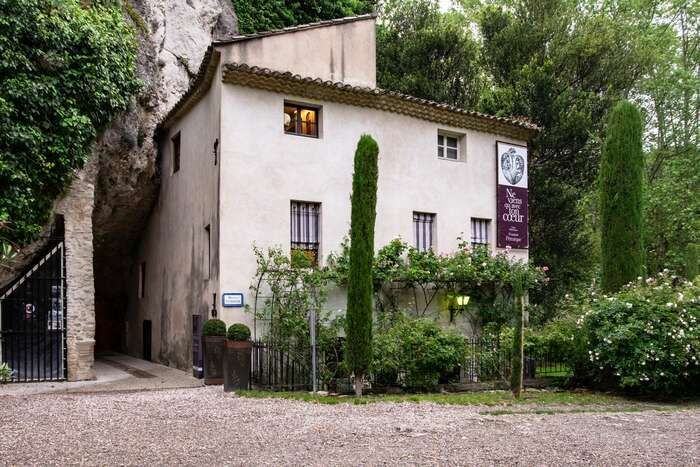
[202,319,226,337]
[0,362,13,383]
[372,316,467,391]
[577,272,700,396]
[227,323,251,341]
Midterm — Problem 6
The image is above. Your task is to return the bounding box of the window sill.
[437,156,466,163]
[285,131,320,139]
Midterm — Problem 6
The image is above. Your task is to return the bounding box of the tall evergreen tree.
[600,101,645,292]
[346,134,379,397]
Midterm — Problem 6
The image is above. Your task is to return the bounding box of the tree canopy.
[232,0,376,34]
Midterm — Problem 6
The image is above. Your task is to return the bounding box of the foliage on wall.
[231,0,376,34]
[0,0,140,245]
[327,237,547,326]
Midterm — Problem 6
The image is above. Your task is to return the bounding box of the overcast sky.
[439,0,454,11]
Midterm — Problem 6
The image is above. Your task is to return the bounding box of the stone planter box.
[203,336,225,385]
[223,340,252,392]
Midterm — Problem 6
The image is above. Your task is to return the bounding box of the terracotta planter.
[223,340,252,392]
[203,335,225,385]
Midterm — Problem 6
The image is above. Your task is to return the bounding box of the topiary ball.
[202,319,226,337]
[227,323,251,341]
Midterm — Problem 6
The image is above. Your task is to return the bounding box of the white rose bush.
[576,271,699,396]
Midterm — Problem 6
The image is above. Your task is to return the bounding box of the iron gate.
[0,241,67,382]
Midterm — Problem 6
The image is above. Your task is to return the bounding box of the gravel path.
[1,386,698,466]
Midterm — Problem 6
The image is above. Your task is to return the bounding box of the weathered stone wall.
[54,158,98,381]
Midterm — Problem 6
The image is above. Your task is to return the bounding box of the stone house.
[127,14,535,371]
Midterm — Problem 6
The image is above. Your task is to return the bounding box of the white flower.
[660,372,664,376]
[625,302,633,309]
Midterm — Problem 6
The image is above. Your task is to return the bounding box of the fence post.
[310,308,317,393]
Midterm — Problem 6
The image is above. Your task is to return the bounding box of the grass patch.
[237,389,662,407]
[485,406,685,416]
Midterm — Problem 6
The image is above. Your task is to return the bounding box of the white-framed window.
[291,201,321,265]
[413,212,436,252]
[471,218,490,247]
[437,132,459,160]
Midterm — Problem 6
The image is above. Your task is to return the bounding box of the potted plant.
[223,323,252,392]
[202,318,226,385]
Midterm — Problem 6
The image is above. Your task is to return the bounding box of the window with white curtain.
[413,212,436,252]
[291,201,321,265]
[470,218,491,247]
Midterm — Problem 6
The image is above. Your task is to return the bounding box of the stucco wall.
[218,85,529,330]
[218,18,376,87]
[126,74,221,370]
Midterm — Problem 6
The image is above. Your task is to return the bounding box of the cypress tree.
[600,100,645,292]
[346,134,379,397]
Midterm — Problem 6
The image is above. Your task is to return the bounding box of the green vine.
[0,0,140,245]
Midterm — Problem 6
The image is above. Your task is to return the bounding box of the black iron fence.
[251,339,322,391]
[463,337,572,383]
[250,335,570,392]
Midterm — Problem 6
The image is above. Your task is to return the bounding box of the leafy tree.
[377,0,484,109]
[637,0,699,275]
[232,0,376,34]
[346,134,379,397]
[475,0,657,310]
[0,0,139,245]
[599,101,644,292]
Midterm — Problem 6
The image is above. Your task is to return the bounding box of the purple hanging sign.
[496,142,529,249]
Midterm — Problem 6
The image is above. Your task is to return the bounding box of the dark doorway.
[143,320,152,361]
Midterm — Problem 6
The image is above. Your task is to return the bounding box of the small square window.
[437,132,461,160]
[172,132,181,173]
[284,103,319,137]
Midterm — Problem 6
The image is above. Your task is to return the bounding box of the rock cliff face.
[91,0,237,351]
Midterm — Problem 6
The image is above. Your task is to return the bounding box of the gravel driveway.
[1,386,698,466]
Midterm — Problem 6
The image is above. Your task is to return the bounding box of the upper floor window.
[437,131,464,161]
[413,212,436,252]
[291,201,321,265]
[172,131,181,173]
[284,103,319,138]
[471,218,491,247]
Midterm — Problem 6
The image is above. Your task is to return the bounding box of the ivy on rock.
[0,0,140,245]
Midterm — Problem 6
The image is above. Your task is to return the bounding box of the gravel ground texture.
[1,386,698,466]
